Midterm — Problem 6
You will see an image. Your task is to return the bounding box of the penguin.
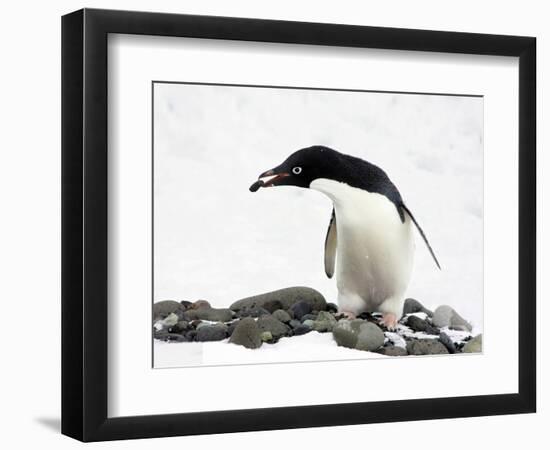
[250,145,440,330]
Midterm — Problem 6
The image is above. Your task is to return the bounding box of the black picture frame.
[62,8,536,442]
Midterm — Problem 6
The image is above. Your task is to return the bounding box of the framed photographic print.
[62,8,536,442]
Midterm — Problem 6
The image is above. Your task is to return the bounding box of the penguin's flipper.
[324,209,337,278]
[401,204,441,270]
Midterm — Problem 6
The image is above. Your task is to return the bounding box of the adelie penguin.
[250,145,440,330]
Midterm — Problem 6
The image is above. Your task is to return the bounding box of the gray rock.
[191,299,211,310]
[301,313,318,322]
[326,302,338,313]
[302,319,315,328]
[185,307,234,323]
[355,322,385,351]
[432,305,472,332]
[272,309,292,323]
[312,311,338,332]
[237,307,271,318]
[406,315,440,335]
[229,318,262,349]
[230,287,327,314]
[402,298,433,317]
[406,339,449,355]
[257,315,290,339]
[289,319,302,329]
[463,334,482,353]
[172,321,190,333]
[439,332,456,354]
[333,321,358,349]
[154,312,179,330]
[290,301,312,320]
[292,324,312,336]
[153,300,183,321]
[196,323,228,342]
[154,332,188,342]
[185,330,197,341]
[375,346,408,356]
[262,300,284,313]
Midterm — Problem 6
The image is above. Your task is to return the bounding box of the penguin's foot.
[338,311,357,320]
[380,313,398,331]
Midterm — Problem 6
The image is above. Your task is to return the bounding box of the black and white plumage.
[250,145,440,329]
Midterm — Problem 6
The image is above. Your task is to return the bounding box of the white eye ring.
[292,166,302,175]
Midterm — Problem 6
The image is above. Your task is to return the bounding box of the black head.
[250,146,345,191]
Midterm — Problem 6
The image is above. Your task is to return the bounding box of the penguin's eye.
[292,166,302,175]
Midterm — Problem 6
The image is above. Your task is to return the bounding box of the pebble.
[196,323,228,342]
[406,339,449,355]
[229,318,262,349]
[272,309,292,323]
[326,303,338,313]
[185,307,234,322]
[439,332,457,354]
[312,311,338,332]
[290,301,312,320]
[257,315,290,339]
[153,300,183,321]
[432,305,473,332]
[191,299,211,310]
[292,324,312,336]
[402,298,434,317]
[260,331,273,342]
[289,319,302,329]
[333,321,358,349]
[463,334,482,353]
[154,332,188,342]
[238,307,271,318]
[406,315,440,335]
[355,322,385,351]
[375,346,408,356]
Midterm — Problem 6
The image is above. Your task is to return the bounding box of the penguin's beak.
[249,169,290,192]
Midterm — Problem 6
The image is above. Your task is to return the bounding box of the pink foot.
[338,311,356,319]
[379,313,398,331]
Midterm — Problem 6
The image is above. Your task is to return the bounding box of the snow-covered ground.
[153,83,483,367]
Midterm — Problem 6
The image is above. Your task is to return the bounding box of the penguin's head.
[250,146,342,192]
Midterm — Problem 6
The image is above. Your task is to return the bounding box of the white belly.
[310,178,415,315]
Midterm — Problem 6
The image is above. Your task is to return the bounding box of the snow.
[153,83,484,368]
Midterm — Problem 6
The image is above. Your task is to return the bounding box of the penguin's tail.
[401,204,441,270]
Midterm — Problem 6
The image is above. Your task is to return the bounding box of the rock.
[375,346,408,356]
[402,298,433,317]
[326,302,338,313]
[153,312,179,331]
[463,334,482,353]
[185,330,197,341]
[172,321,190,333]
[432,305,472,332]
[290,301,312,320]
[257,315,290,339]
[301,313,317,322]
[260,331,273,342]
[196,323,228,342]
[406,339,449,355]
[229,318,262,349]
[272,309,292,323]
[406,315,440,335]
[230,287,327,314]
[226,320,238,336]
[180,300,193,309]
[292,324,312,336]
[439,332,456,354]
[153,300,183,320]
[154,332,188,342]
[237,307,271,318]
[185,307,234,322]
[262,300,284,313]
[289,319,302,329]
[333,320,358,349]
[312,311,338,332]
[355,322,385,351]
[191,299,211,309]
[302,319,315,328]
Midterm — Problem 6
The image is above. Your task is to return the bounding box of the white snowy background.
[153,82,483,367]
